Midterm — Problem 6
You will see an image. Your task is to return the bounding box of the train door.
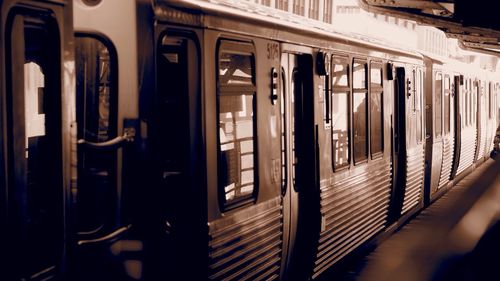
[475,80,486,162]
[152,29,204,280]
[437,74,454,189]
[451,75,462,179]
[2,4,71,280]
[280,51,319,281]
[391,66,424,221]
[72,1,145,279]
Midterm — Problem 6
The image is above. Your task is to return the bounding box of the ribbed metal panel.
[401,146,424,214]
[312,161,392,279]
[208,198,283,281]
[438,137,454,189]
[457,127,477,176]
[476,125,487,161]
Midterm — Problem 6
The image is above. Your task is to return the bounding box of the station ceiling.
[357,0,500,56]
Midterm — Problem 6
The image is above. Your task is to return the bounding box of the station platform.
[328,159,500,281]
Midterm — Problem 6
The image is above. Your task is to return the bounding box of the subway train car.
[0,0,75,280]
[424,54,499,204]
[1,0,498,280]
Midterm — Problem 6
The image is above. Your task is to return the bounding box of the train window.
[280,69,287,194]
[75,34,118,233]
[353,60,368,164]
[332,61,348,87]
[416,69,423,142]
[370,62,383,158]
[467,79,471,126]
[444,75,451,134]
[331,56,350,169]
[489,82,493,119]
[473,81,479,124]
[217,41,257,210]
[435,73,443,138]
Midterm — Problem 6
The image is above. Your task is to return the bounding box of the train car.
[13,0,492,281]
[424,54,498,203]
[0,0,74,280]
[70,0,499,280]
[133,0,427,280]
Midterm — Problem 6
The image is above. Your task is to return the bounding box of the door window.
[217,41,257,210]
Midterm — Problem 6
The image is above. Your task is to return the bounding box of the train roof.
[154,0,423,61]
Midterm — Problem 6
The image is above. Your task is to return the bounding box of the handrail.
[78,127,135,150]
[77,224,132,246]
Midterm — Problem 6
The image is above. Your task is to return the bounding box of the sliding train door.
[280,51,319,281]
[1,2,73,279]
[437,74,455,190]
[73,1,143,279]
[451,75,462,179]
[391,66,425,221]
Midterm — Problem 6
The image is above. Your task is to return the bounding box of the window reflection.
[353,92,367,163]
[75,35,117,234]
[435,73,442,137]
[332,92,349,167]
[331,57,350,169]
[217,47,256,209]
[353,60,367,164]
[370,63,383,157]
[24,62,46,155]
[353,62,366,89]
[332,63,348,87]
[444,75,450,134]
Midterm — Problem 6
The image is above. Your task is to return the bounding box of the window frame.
[216,40,258,211]
[444,74,451,134]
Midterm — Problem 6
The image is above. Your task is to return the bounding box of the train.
[0,0,498,280]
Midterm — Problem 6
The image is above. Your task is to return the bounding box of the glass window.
[435,73,442,137]
[219,52,253,86]
[444,75,450,134]
[370,63,383,157]
[353,60,368,164]
[332,92,349,168]
[489,82,493,119]
[75,35,118,233]
[353,61,366,89]
[416,69,422,142]
[331,57,350,169]
[217,42,257,210]
[332,62,348,87]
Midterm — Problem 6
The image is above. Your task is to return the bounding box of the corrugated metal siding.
[438,137,454,189]
[457,127,476,176]
[401,145,424,215]
[208,198,283,281]
[477,124,487,161]
[312,161,392,279]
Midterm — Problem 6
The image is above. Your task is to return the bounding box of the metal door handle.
[78,128,135,150]
[77,224,132,246]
